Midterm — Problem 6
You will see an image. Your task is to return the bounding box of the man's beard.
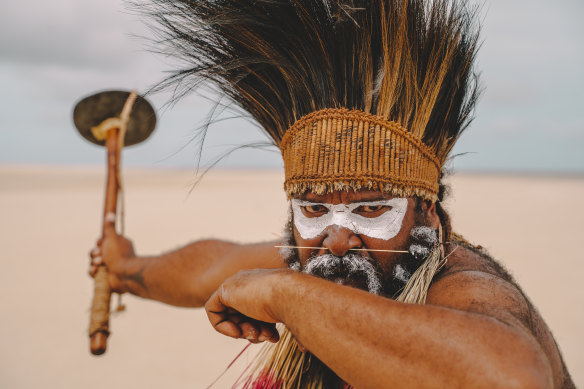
[281,218,392,297]
[281,211,438,298]
[294,253,383,295]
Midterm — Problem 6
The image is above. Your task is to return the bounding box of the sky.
[0,0,583,172]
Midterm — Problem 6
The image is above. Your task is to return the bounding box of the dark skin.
[90,190,573,388]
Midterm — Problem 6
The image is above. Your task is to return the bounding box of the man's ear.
[419,200,440,228]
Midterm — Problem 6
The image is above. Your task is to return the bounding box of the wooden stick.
[89,128,120,355]
[88,91,136,356]
[274,245,409,253]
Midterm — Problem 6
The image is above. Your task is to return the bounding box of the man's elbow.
[500,368,552,389]
[492,345,553,389]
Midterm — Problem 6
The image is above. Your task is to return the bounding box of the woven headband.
[280,108,441,202]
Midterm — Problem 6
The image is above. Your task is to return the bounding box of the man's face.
[287,189,437,297]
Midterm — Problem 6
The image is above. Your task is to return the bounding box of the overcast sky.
[0,0,582,172]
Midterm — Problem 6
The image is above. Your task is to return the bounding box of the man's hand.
[205,269,289,344]
[88,222,136,293]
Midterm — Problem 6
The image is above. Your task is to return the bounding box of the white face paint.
[291,198,408,240]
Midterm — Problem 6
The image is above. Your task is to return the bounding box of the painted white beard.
[296,253,383,295]
[408,226,438,260]
[393,264,411,283]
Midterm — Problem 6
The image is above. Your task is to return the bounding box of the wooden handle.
[89,129,120,355]
[89,266,112,355]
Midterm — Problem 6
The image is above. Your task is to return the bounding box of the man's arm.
[90,227,285,307]
[206,268,554,388]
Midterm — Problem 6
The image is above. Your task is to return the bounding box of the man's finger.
[207,309,245,339]
[239,321,260,340]
[214,320,243,339]
[258,323,280,343]
[206,290,256,339]
[205,290,225,315]
[90,247,101,258]
[92,256,103,266]
[205,290,231,327]
[224,309,245,325]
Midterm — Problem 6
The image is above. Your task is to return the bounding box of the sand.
[0,165,582,388]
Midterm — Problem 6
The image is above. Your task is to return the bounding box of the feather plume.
[142,0,480,163]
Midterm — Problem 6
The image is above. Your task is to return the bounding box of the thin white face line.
[291,198,408,240]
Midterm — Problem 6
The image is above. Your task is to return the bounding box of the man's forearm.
[116,240,283,307]
[116,240,227,306]
[272,272,552,389]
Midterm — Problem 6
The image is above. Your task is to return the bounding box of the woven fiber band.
[280,108,441,201]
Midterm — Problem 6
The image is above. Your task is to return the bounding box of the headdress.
[145,0,480,202]
[144,0,481,387]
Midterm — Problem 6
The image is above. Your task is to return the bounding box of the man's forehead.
[295,189,408,204]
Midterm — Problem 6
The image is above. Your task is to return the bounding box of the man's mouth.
[301,253,383,295]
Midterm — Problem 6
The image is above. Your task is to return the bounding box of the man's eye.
[354,205,391,216]
[302,205,328,216]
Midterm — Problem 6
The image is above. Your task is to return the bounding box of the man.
[90,0,574,387]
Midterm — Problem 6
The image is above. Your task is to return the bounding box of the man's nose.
[322,225,362,257]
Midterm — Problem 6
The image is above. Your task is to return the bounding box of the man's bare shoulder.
[427,242,575,389]
[428,243,532,330]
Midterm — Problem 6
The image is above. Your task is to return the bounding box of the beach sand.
[1,166,582,388]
